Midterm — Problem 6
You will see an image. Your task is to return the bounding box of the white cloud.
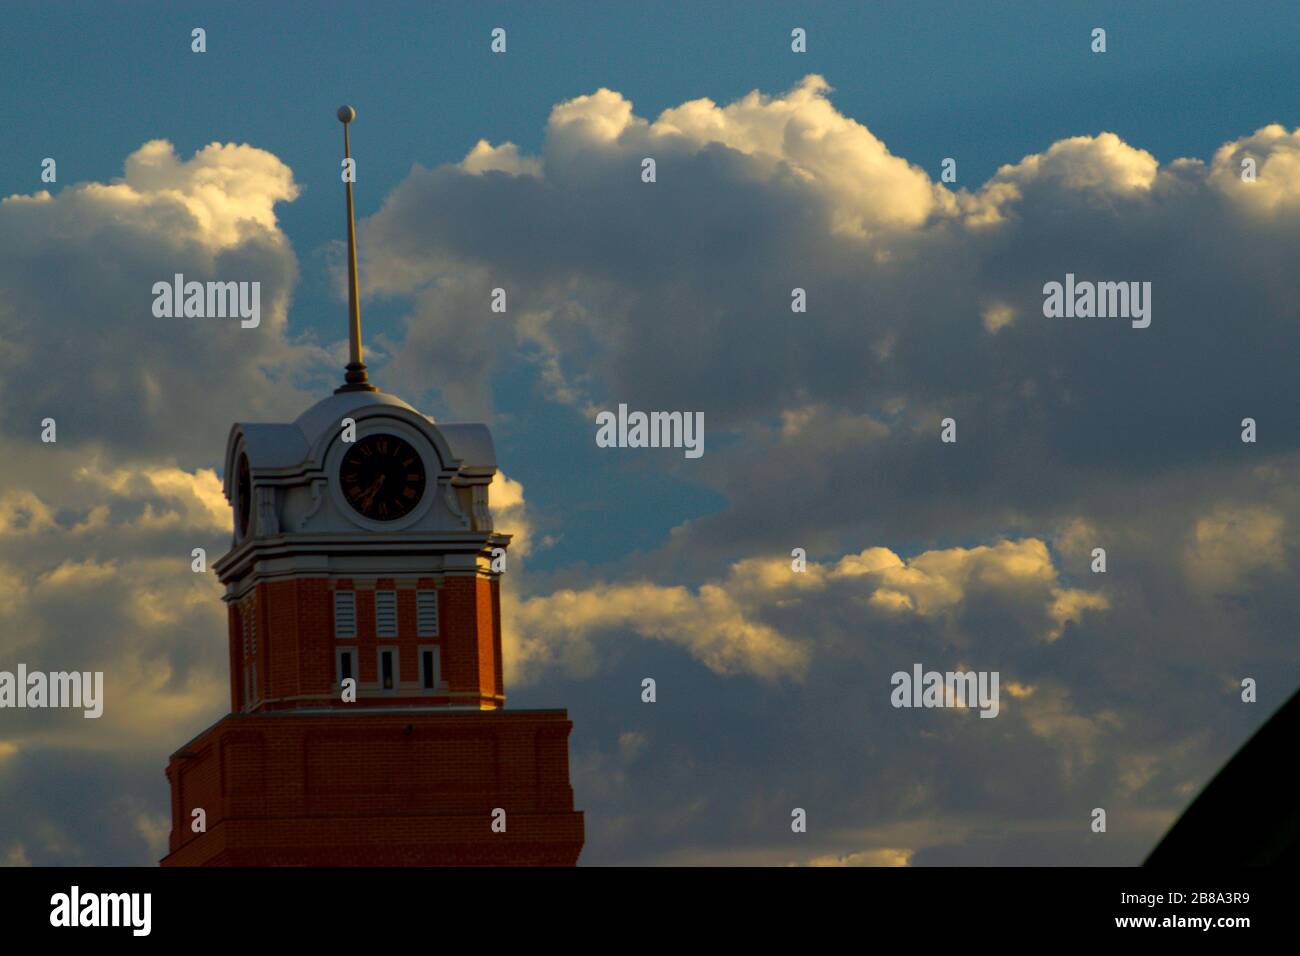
[79,461,229,532]
[1185,506,1286,593]
[459,140,543,178]
[358,76,1300,505]
[830,539,1107,641]
[988,132,1159,198]
[505,578,808,685]
[649,75,954,235]
[0,449,230,752]
[489,471,536,557]
[0,139,317,461]
[504,536,1105,684]
[1207,123,1300,217]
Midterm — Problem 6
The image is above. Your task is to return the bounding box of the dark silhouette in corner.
[1146,687,1300,866]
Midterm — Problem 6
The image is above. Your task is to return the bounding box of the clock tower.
[161,108,583,866]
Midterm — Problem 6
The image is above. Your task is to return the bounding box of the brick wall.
[163,709,583,866]
[234,575,503,711]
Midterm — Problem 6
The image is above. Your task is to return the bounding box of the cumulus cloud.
[343,76,1295,867]
[459,140,543,178]
[116,139,300,247]
[630,75,953,234]
[0,137,331,866]
[0,451,230,752]
[504,536,1104,685]
[987,132,1159,198]
[490,470,541,557]
[355,79,1300,599]
[834,539,1109,641]
[1206,124,1300,217]
[506,578,808,685]
[0,139,321,460]
[79,461,230,533]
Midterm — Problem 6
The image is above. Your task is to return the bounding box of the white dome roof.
[293,390,427,447]
[227,389,498,489]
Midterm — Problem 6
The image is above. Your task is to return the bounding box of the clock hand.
[359,473,386,509]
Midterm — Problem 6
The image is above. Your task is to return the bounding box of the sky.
[0,0,1297,865]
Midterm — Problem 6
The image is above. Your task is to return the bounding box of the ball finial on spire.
[337,105,356,123]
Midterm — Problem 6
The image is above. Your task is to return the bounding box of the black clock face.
[340,434,426,521]
[236,453,251,537]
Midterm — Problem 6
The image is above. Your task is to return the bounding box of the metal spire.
[335,105,377,393]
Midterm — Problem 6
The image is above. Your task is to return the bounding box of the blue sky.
[0,1,1297,866]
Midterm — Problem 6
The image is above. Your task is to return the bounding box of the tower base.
[162,709,583,867]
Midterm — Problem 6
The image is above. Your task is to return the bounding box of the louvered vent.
[334,591,357,638]
[376,590,398,637]
[416,589,438,637]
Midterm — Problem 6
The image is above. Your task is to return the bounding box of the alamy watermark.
[595,404,704,459]
[0,665,103,718]
[50,886,150,936]
[152,273,260,328]
[891,663,1000,718]
[1042,273,1151,328]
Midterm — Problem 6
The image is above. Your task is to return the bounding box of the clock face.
[236,453,251,537]
[339,434,427,521]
